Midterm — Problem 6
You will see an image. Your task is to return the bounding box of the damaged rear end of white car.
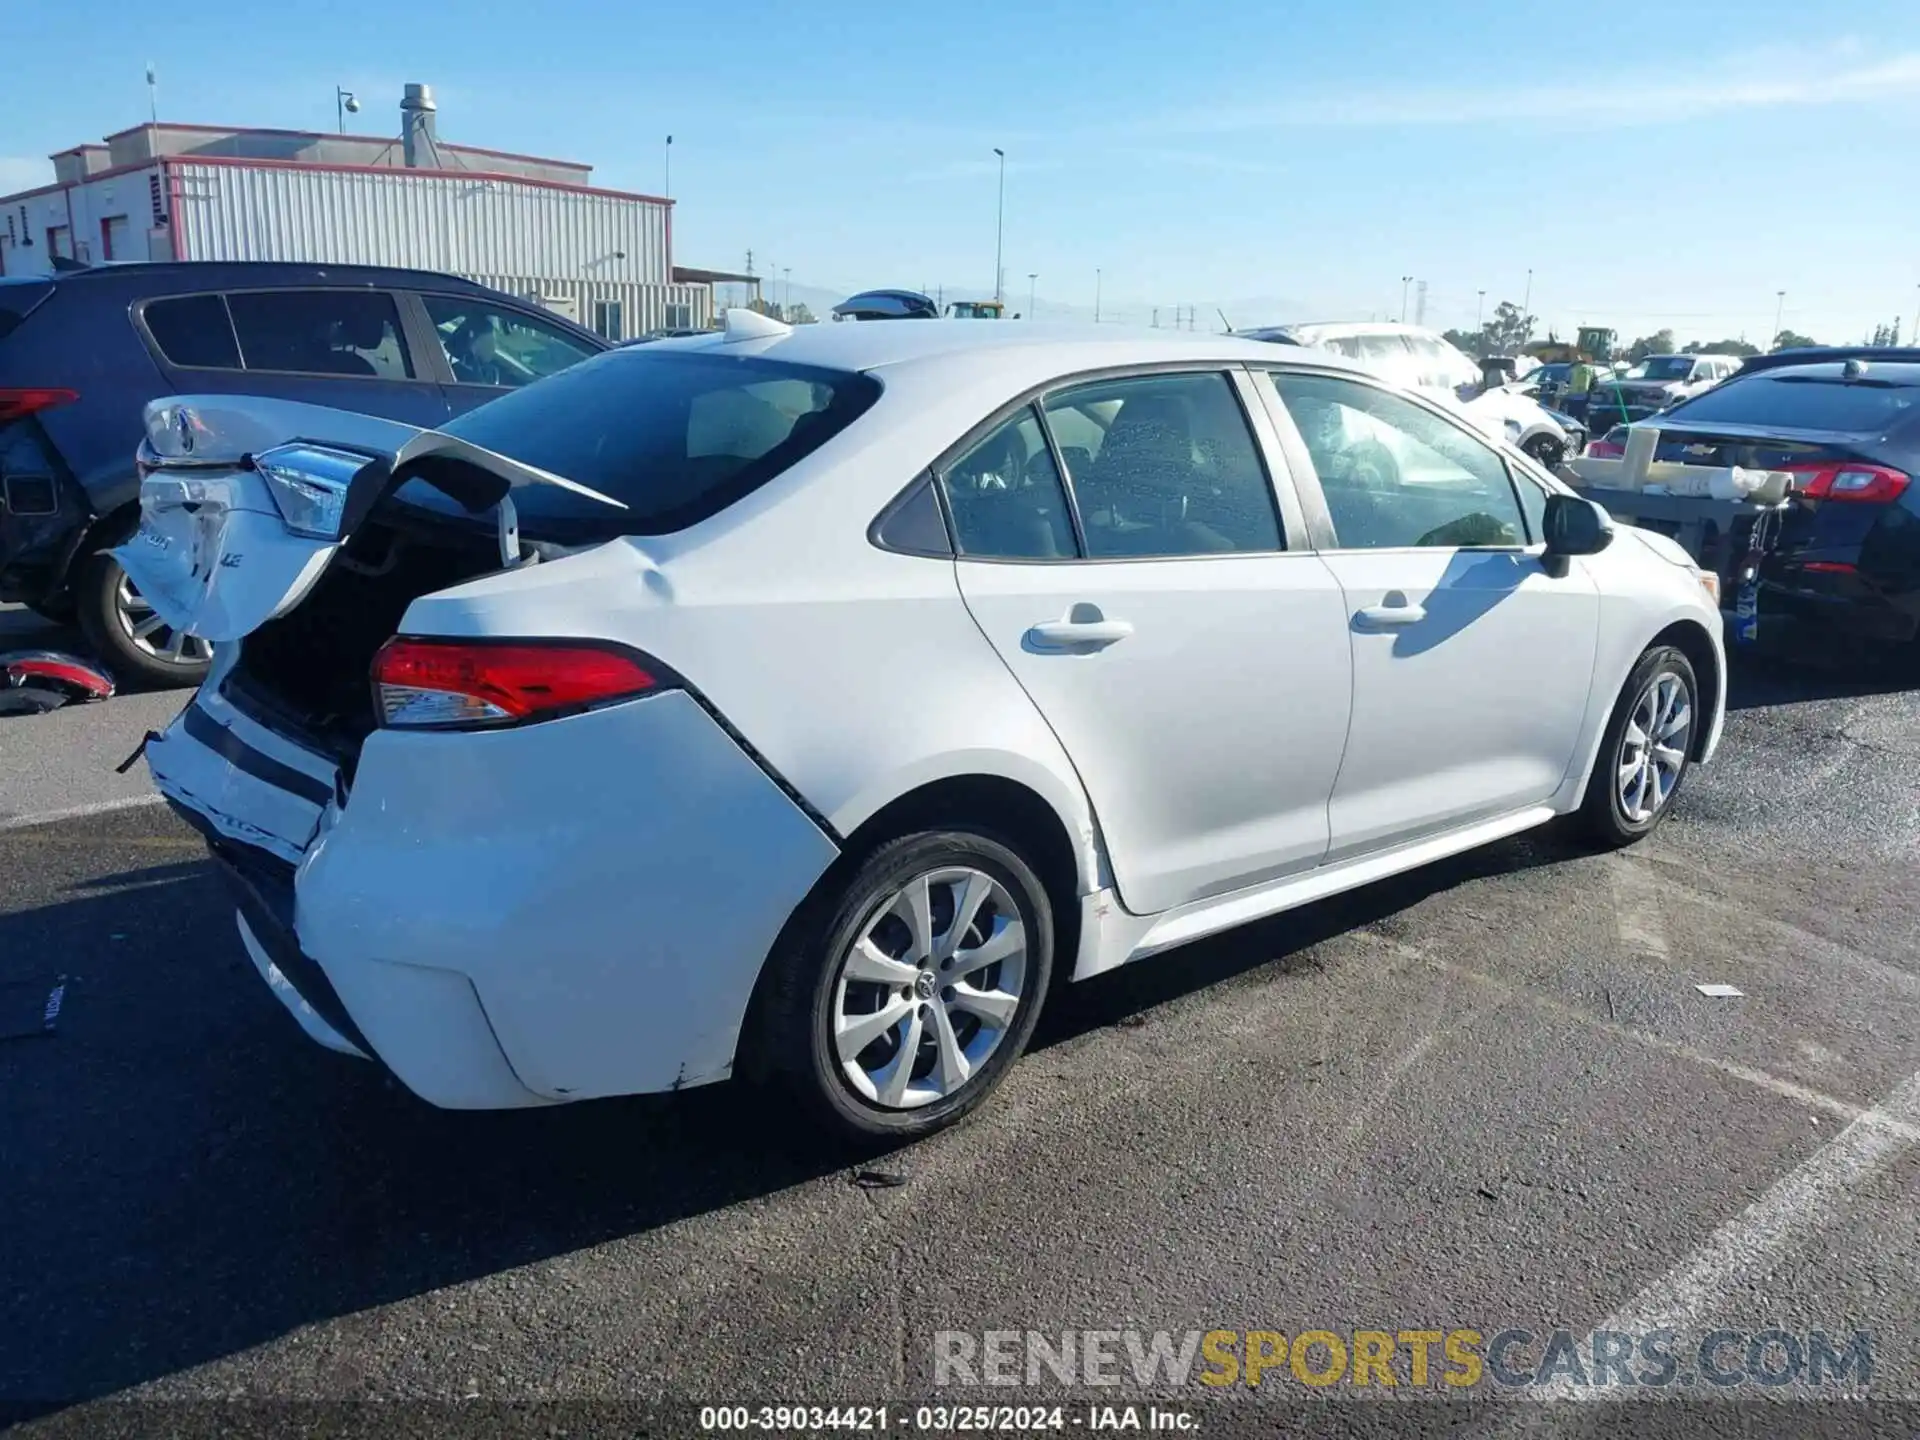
[123,383,845,1109]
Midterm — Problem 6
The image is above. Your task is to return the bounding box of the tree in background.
[1681,338,1761,357]
[1441,327,1484,357]
[787,303,818,325]
[1625,330,1677,363]
[1770,329,1818,351]
[1868,320,1904,346]
[1480,301,1533,356]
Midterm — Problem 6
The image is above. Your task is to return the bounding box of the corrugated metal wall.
[171,162,671,286]
[467,275,711,336]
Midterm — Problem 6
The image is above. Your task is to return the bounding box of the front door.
[945,371,1353,916]
[1262,370,1599,859]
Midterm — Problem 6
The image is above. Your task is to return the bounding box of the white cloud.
[0,156,54,197]
[1133,44,1920,134]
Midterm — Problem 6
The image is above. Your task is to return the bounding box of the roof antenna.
[1843,358,1869,378]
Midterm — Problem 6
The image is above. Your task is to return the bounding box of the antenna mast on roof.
[145,63,158,123]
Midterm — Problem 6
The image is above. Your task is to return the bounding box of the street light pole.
[992,148,1006,304]
[1095,268,1102,324]
[1522,268,1534,339]
[335,87,358,133]
[784,267,792,316]
[1400,275,1412,324]
[664,135,673,200]
[1476,289,1486,330]
[1772,290,1785,350]
[1028,273,1038,319]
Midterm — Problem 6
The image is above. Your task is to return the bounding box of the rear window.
[1667,374,1920,434]
[0,279,54,342]
[433,349,883,536]
[144,294,242,369]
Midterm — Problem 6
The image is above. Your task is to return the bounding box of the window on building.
[142,294,243,370]
[422,295,599,389]
[592,300,624,342]
[665,303,694,329]
[1042,371,1283,558]
[226,290,414,379]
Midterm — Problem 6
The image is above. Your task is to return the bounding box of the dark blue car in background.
[0,262,607,686]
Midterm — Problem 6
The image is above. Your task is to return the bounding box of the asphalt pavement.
[1,633,1916,1438]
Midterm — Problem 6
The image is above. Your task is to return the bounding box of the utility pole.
[1400,275,1412,323]
[784,267,791,315]
[1028,273,1037,319]
[1522,268,1534,340]
[1094,268,1102,323]
[1772,290,1785,350]
[146,64,159,123]
[664,135,673,200]
[1476,290,1486,330]
[992,148,1006,304]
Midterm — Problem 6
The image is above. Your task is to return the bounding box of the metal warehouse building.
[0,85,715,339]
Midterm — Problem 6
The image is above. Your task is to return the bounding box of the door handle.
[1353,596,1427,630]
[1027,618,1134,650]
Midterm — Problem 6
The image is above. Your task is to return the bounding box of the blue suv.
[0,261,608,686]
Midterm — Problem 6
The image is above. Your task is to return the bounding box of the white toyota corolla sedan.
[123,313,1725,1141]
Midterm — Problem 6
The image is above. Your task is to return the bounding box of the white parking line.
[1533,1068,1920,1402]
[1608,854,1671,961]
[0,793,166,834]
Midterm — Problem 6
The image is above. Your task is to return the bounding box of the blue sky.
[10,0,1920,345]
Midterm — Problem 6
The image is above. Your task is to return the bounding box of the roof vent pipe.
[401,83,438,168]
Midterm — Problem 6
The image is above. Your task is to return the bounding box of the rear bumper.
[1755,581,1919,644]
[147,686,842,1109]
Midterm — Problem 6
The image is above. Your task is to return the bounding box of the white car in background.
[1239,320,1581,468]
[122,316,1724,1142]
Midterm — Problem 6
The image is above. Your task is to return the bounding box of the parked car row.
[0,262,609,685]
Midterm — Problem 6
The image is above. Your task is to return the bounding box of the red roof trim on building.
[96,122,593,175]
[166,153,671,205]
[3,158,167,204]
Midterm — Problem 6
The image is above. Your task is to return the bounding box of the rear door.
[1260,368,1599,859]
[945,368,1353,916]
[138,288,451,428]
[412,293,604,418]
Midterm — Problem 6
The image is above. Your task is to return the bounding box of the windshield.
[1634,357,1694,381]
[1665,374,1920,434]
[426,349,882,538]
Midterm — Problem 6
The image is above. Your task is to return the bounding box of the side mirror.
[1542,493,1614,568]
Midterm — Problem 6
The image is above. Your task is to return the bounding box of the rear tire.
[1522,433,1566,469]
[760,830,1054,1143]
[1578,645,1698,848]
[75,550,212,690]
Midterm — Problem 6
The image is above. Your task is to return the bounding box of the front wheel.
[1578,645,1698,848]
[74,551,213,689]
[1522,433,1567,469]
[761,830,1054,1142]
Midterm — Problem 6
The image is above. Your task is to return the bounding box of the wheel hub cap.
[1617,671,1692,824]
[829,865,1029,1111]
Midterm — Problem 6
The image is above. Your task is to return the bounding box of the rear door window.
[429,349,882,537]
[1042,371,1282,558]
[142,294,242,369]
[227,290,414,379]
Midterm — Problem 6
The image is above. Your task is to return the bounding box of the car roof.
[44,260,496,294]
[1728,359,1920,384]
[653,318,1362,378]
[1282,320,1451,344]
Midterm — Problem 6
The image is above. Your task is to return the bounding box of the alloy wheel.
[830,866,1028,1110]
[1617,671,1691,824]
[115,572,213,667]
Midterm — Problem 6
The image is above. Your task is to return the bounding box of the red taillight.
[1800,561,1858,574]
[0,388,78,426]
[1780,461,1911,504]
[371,638,668,729]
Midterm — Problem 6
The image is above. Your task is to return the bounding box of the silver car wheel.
[1617,670,1692,824]
[831,866,1028,1111]
[116,571,212,666]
